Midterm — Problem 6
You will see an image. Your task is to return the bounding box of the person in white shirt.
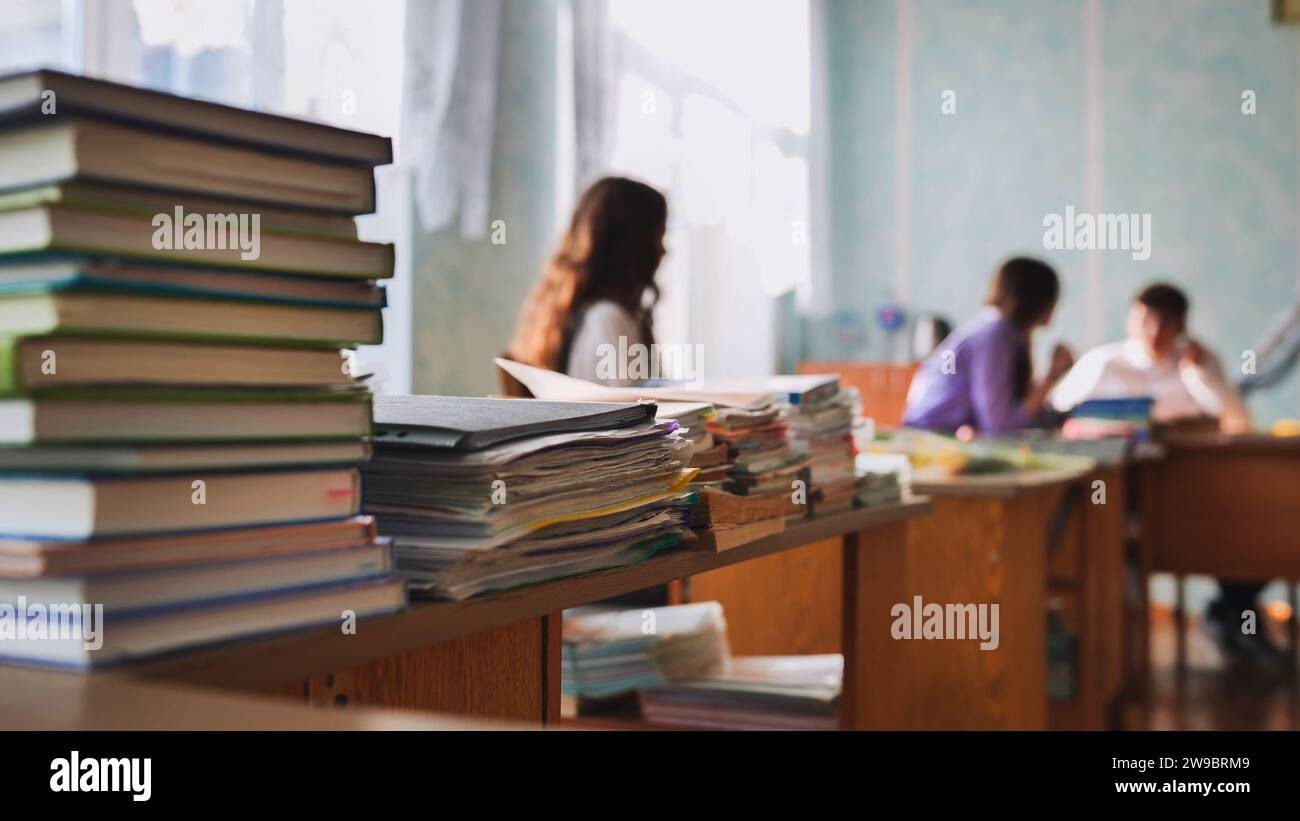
[507,176,667,388]
[1051,283,1274,661]
[565,300,645,384]
[1050,283,1251,433]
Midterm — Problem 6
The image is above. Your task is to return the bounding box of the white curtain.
[566,0,814,379]
[404,0,503,239]
[571,0,618,192]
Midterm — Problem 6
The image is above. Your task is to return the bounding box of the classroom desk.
[1135,433,1300,674]
[7,499,931,729]
[689,465,1114,729]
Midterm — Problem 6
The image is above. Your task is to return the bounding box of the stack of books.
[708,402,808,502]
[639,653,842,731]
[776,376,860,515]
[362,395,699,600]
[1061,397,1155,442]
[0,70,404,669]
[652,402,792,551]
[657,401,729,490]
[561,601,728,708]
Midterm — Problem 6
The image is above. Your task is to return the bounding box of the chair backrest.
[797,360,917,428]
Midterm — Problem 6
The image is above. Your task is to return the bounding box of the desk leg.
[301,616,556,725]
[1290,582,1299,674]
[1174,575,1187,676]
[1134,560,1151,699]
[542,611,562,723]
[840,520,908,730]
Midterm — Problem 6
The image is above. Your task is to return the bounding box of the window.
[0,0,413,392]
[595,0,812,379]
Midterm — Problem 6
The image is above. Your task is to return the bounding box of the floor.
[1124,605,1300,730]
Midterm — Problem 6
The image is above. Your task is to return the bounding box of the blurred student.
[1049,283,1251,433]
[1049,283,1264,658]
[902,257,1075,435]
[507,176,667,385]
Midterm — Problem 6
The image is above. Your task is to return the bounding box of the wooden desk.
[0,664,520,730]
[691,466,1102,729]
[4,500,932,729]
[1136,434,1300,675]
[1050,464,1127,729]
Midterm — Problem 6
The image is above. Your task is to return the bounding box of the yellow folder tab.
[512,468,699,536]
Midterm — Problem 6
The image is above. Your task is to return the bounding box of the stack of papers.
[708,404,806,497]
[640,654,843,730]
[561,602,728,701]
[656,401,729,488]
[363,396,698,600]
[781,377,860,515]
[493,359,800,541]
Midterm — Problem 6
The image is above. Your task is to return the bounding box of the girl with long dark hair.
[508,176,668,383]
[902,257,1074,434]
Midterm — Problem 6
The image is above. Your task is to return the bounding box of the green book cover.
[0,291,382,349]
[0,387,375,444]
[0,336,21,395]
[0,204,394,280]
[0,184,363,241]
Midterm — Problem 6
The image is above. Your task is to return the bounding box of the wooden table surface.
[114,498,931,690]
[910,464,1094,499]
[1,498,934,716]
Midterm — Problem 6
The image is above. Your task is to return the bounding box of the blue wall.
[810,0,1300,424]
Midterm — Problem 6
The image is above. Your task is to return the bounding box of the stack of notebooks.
[0,70,404,669]
[707,402,808,505]
[658,401,729,490]
[494,359,796,552]
[640,654,843,731]
[769,375,860,516]
[656,399,795,551]
[1061,397,1155,442]
[854,454,905,508]
[362,396,699,600]
[561,601,728,707]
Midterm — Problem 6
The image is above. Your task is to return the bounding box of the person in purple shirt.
[903,257,1074,435]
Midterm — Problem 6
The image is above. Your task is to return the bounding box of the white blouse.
[1050,338,1250,428]
[566,300,645,385]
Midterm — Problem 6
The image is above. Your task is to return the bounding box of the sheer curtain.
[404,0,503,240]
[565,0,815,381]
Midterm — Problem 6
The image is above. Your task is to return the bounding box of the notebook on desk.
[372,394,657,451]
